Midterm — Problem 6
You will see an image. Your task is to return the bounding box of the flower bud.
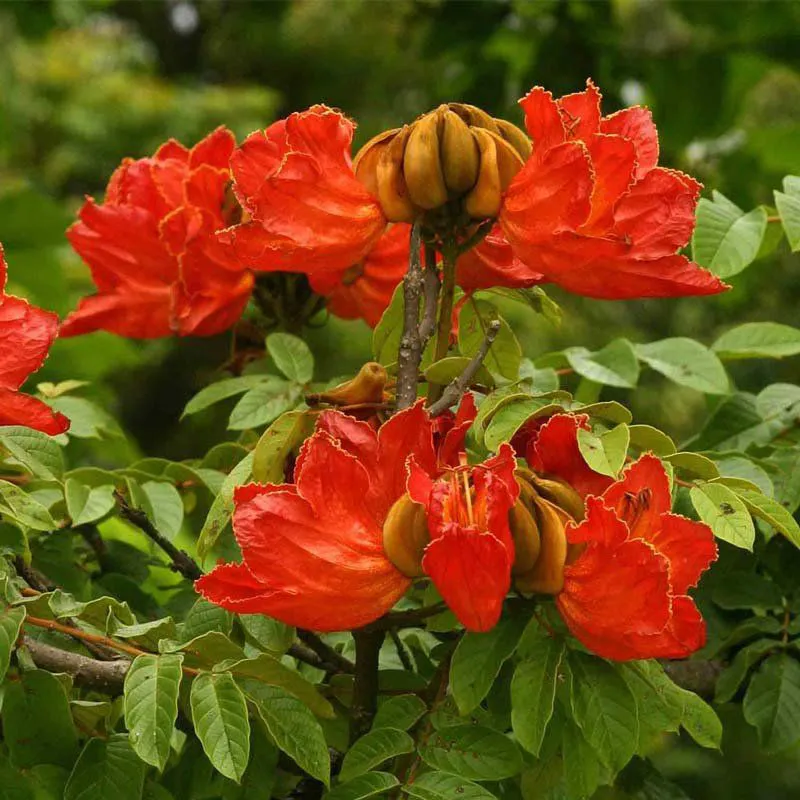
[514,493,570,596]
[383,493,430,577]
[352,104,529,224]
[305,362,387,407]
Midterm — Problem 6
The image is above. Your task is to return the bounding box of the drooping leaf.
[743,654,800,752]
[64,735,147,800]
[636,338,729,395]
[124,654,184,771]
[565,339,640,389]
[420,725,522,781]
[715,639,780,704]
[244,682,330,786]
[339,728,414,782]
[736,488,800,549]
[190,672,251,783]
[450,614,527,715]
[0,480,57,531]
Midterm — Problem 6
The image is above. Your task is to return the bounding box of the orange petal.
[600,106,659,180]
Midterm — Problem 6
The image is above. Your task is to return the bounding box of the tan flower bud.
[528,475,586,522]
[383,493,430,578]
[306,362,387,407]
[508,496,541,576]
[403,110,449,210]
[376,126,416,223]
[440,109,481,194]
[514,494,570,596]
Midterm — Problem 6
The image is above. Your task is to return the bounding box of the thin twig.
[428,320,501,417]
[296,630,355,674]
[395,221,425,412]
[390,628,415,672]
[116,493,203,582]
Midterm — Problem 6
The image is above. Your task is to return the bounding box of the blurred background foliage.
[1,0,800,797]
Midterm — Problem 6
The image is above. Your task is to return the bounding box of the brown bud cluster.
[509,469,585,596]
[353,104,531,224]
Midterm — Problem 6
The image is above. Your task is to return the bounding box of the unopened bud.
[383,493,430,578]
[508,496,540,576]
[514,494,570,596]
[306,362,387,407]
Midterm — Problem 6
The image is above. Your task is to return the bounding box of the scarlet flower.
[519,413,717,660]
[223,106,541,327]
[222,83,725,325]
[0,246,69,435]
[62,128,253,339]
[197,395,520,632]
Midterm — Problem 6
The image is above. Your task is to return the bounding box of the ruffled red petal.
[599,107,659,180]
[60,290,175,339]
[527,414,613,499]
[519,88,566,150]
[0,388,69,436]
[195,562,279,615]
[435,393,478,468]
[227,106,386,274]
[230,434,409,631]
[456,225,543,292]
[0,295,60,391]
[557,79,602,141]
[580,134,637,234]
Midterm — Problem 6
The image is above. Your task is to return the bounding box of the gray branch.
[395,221,425,412]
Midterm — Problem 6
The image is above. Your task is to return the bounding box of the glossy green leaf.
[124,654,184,771]
[339,728,414,782]
[190,672,251,783]
[64,735,146,800]
[267,332,314,384]
[679,689,723,749]
[450,614,527,715]
[636,338,729,395]
[0,605,25,683]
[576,424,629,478]
[420,725,522,780]
[713,322,800,359]
[690,482,756,550]
[404,771,498,800]
[239,614,294,656]
[743,654,800,752]
[326,773,400,800]
[565,338,640,388]
[244,682,330,786]
[0,426,64,481]
[181,376,269,419]
[511,635,564,756]
[567,652,638,771]
[692,191,768,277]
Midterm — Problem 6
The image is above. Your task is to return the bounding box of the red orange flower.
[62,128,253,339]
[0,246,69,435]
[557,455,717,660]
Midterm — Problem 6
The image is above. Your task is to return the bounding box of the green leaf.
[0,427,64,481]
[627,424,676,456]
[0,480,56,530]
[124,654,184,771]
[744,654,800,752]
[267,333,314,384]
[636,338,729,395]
[239,614,294,656]
[690,482,756,550]
[511,635,564,757]
[458,300,521,381]
[64,735,146,800]
[565,339,640,388]
[163,631,245,667]
[679,689,722,749]
[576,425,629,478]
[197,452,253,560]
[736,488,800,548]
[774,176,800,251]
[190,672,251,783]
[218,654,334,718]
[561,717,612,800]
[403,771,498,800]
[3,670,80,769]
[420,725,522,780]
[423,357,494,389]
[450,614,527,715]
[339,728,414,782]
[244,682,330,786]
[181,598,233,640]
[372,283,406,366]
[252,410,314,484]
[712,571,783,611]
[228,380,302,431]
[692,191,768,277]
[109,617,177,650]
[48,396,122,439]
[327,773,400,800]
[713,455,774,497]
[715,639,779,704]
[662,452,719,480]
[372,694,427,731]
[567,651,638,771]
[688,393,782,452]
[0,605,25,683]
[713,322,800,360]
[181,376,268,419]
[618,661,683,751]
[139,481,184,541]
[65,479,116,526]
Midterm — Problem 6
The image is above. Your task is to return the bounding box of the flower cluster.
[62,80,726,334]
[198,401,716,660]
[0,246,69,435]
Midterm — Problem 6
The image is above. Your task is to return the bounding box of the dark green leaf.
[0,427,64,481]
[420,725,522,780]
[743,653,800,752]
[339,728,414,782]
[0,605,25,683]
[372,694,427,731]
[327,773,399,800]
[404,771,498,800]
[64,735,146,800]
